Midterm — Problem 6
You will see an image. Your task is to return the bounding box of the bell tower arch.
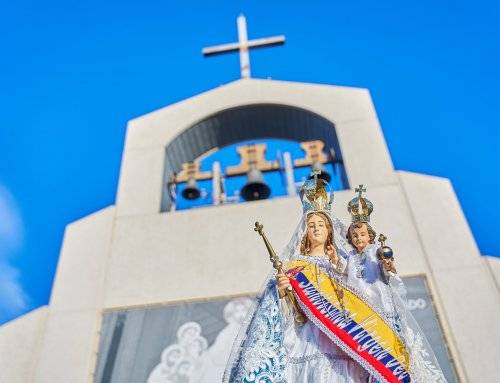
[115,79,395,217]
[161,103,348,212]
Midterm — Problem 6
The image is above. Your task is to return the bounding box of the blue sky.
[0,0,498,324]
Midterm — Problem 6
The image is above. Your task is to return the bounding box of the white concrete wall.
[399,171,500,382]
[116,79,396,218]
[0,307,48,383]
[485,256,500,290]
[104,185,431,309]
[33,207,115,383]
[49,206,116,311]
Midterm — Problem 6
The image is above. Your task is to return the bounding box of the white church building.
[1,74,499,382]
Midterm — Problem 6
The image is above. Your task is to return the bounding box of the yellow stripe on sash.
[286,259,410,371]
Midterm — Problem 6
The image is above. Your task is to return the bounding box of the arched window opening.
[162,104,348,212]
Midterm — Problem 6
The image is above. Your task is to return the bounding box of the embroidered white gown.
[283,315,370,382]
[281,246,404,383]
[223,214,447,383]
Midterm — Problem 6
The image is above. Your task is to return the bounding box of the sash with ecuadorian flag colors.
[286,259,412,383]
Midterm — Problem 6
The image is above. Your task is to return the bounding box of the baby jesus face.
[349,223,371,253]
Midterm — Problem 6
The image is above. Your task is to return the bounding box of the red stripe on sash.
[289,278,403,383]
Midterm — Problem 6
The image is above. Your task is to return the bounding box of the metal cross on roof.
[202,14,285,79]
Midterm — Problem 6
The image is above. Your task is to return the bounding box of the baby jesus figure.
[349,222,395,273]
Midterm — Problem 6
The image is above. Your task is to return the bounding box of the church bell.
[182,176,201,200]
[241,166,271,201]
[308,160,331,183]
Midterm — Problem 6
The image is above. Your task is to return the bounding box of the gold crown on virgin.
[347,184,373,223]
[300,171,334,214]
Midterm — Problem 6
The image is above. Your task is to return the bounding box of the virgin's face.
[306,214,328,246]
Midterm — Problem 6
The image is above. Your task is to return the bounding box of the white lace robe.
[282,245,404,383]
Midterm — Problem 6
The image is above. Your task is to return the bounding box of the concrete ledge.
[398,171,483,271]
[33,309,101,383]
[432,265,500,382]
[485,255,500,291]
[0,306,48,383]
[49,206,115,312]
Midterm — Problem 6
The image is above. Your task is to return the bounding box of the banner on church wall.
[94,276,459,383]
[94,295,253,383]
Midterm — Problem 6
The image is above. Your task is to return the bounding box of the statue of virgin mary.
[223,176,447,383]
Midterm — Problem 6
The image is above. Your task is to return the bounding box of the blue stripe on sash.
[295,272,411,383]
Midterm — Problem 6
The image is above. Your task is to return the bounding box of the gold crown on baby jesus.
[300,172,334,214]
[347,184,374,223]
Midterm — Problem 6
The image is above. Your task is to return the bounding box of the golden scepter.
[254,222,307,325]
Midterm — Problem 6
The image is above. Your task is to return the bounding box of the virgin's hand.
[276,272,291,298]
[326,244,338,264]
[382,258,396,273]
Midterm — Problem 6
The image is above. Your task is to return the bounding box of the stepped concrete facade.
[1,79,498,382]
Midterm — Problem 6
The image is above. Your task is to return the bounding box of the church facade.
[1,79,499,382]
